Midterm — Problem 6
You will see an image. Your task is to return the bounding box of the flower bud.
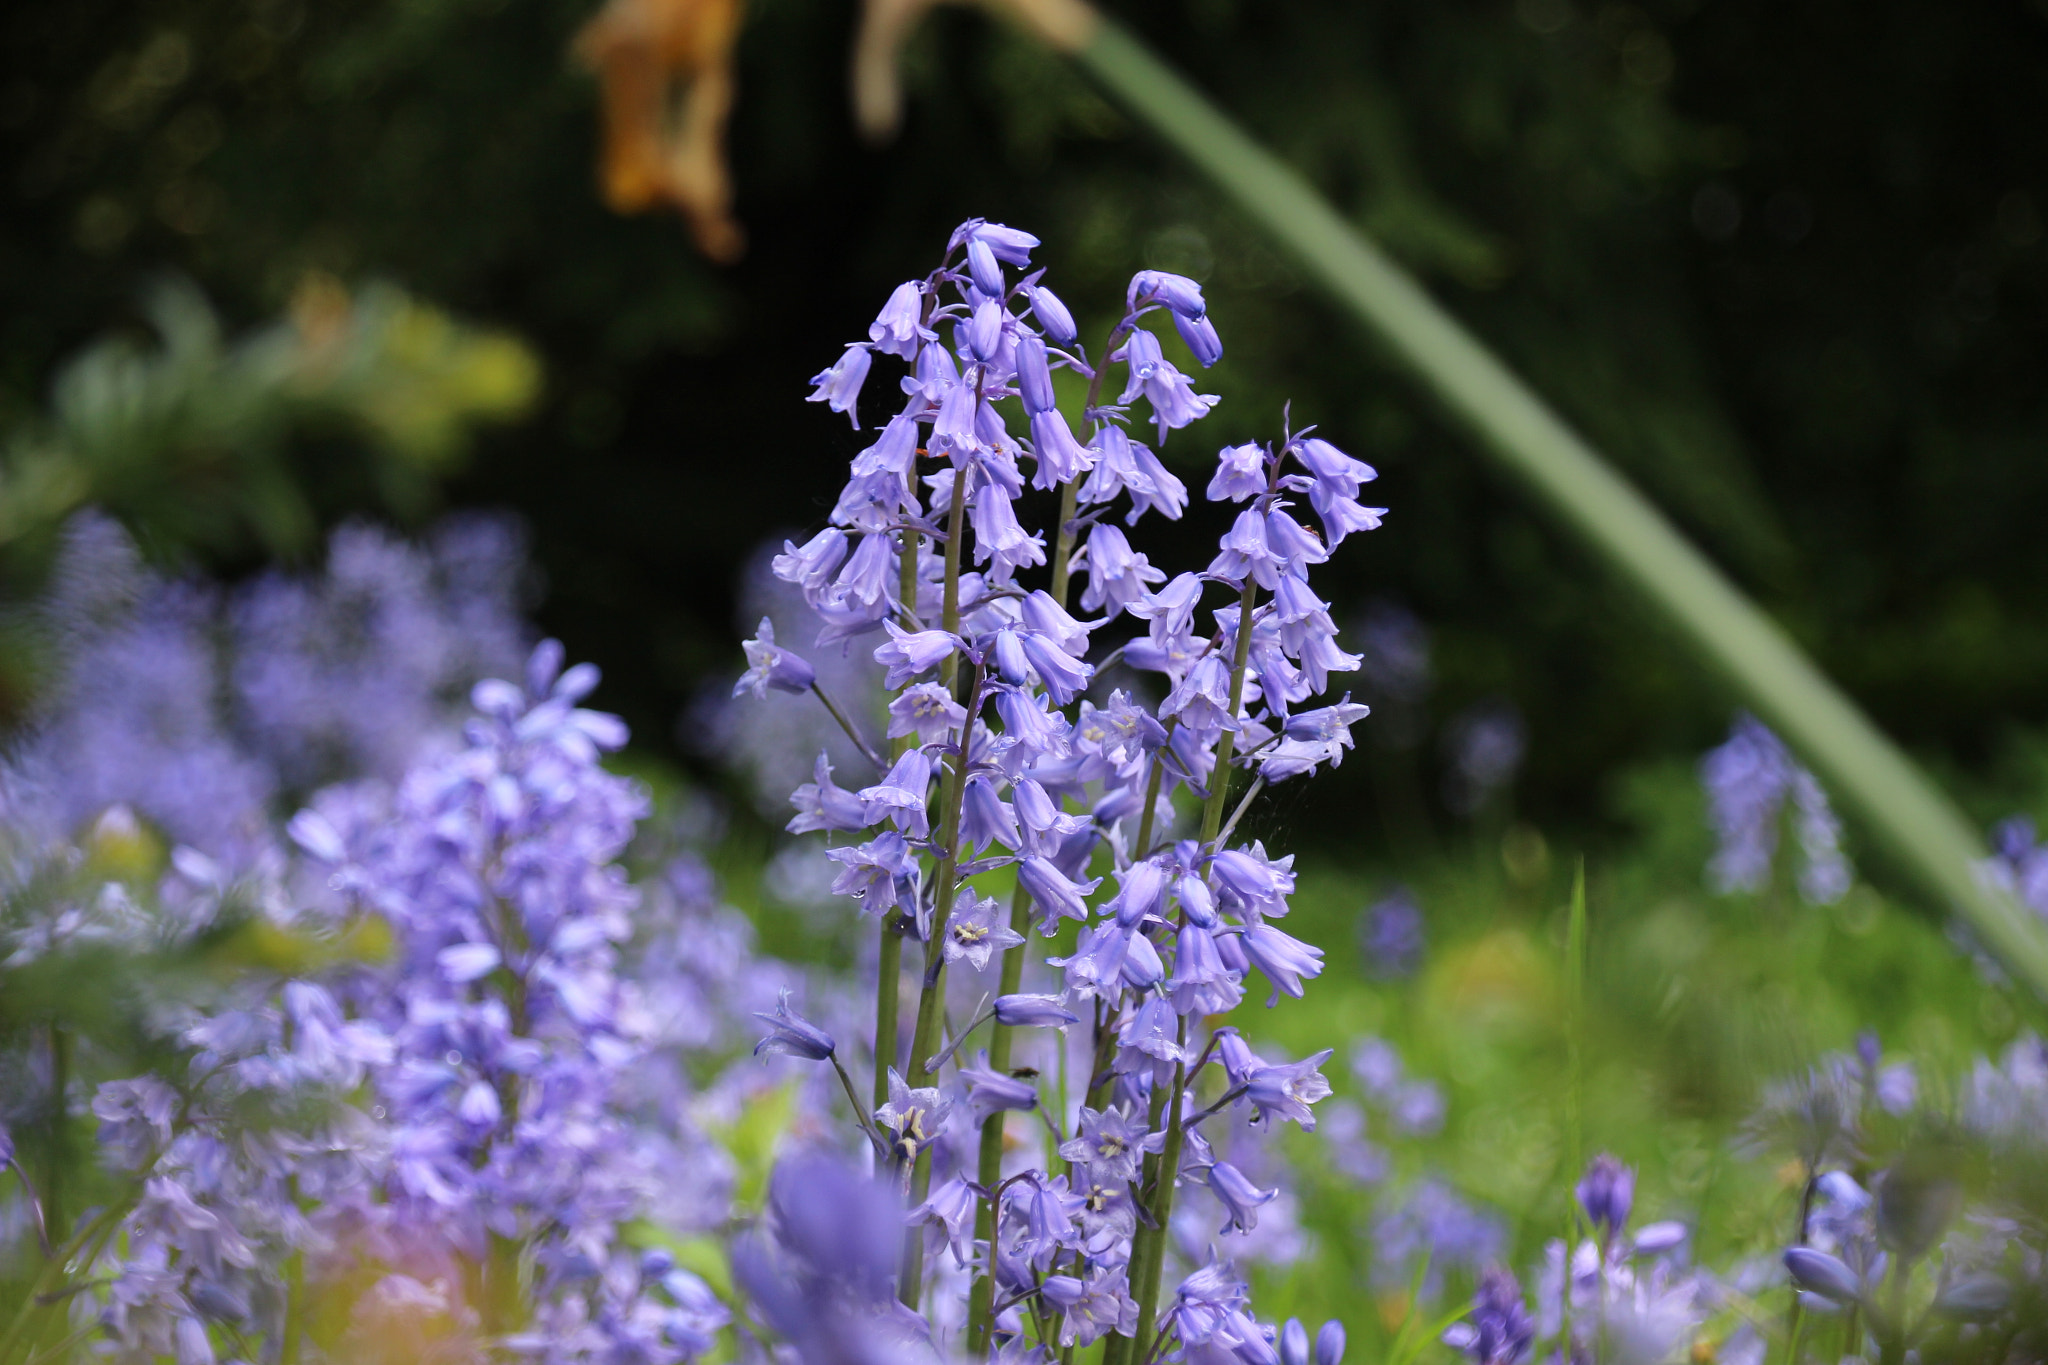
[1027,284,1077,344]
[1279,1319,1309,1365]
[1016,334,1057,413]
[1783,1247,1863,1306]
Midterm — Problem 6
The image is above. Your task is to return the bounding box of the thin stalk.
[874,927,903,1110]
[812,682,884,772]
[939,463,971,686]
[1127,1015,1190,1356]
[1049,11,2048,995]
[876,528,926,1110]
[1048,481,1081,608]
[1104,1052,1177,1365]
[4,1160,52,1259]
[826,1059,889,1158]
[1199,580,1261,845]
[1129,718,1177,863]
[897,658,986,1305]
[1212,775,1265,849]
[965,885,1034,1353]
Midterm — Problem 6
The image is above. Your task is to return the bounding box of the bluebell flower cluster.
[0,517,858,1365]
[65,647,738,1365]
[1699,714,1852,905]
[740,218,1383,1362]
[4,510,528,866]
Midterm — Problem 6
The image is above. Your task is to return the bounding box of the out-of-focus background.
[7,0,2048,1344]
[9,0,2048,836]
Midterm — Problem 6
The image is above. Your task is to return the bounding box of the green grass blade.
[1066,17,2048,998]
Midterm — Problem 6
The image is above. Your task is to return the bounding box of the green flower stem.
[964,881,1034,1353]
[967,480,1081,1350]
[875,528,926,1109]
[1049,13,2048,994]
[1199,579,1261,846]
[874,926,904,1110]
[898,657,985,1306]
[1119,580,1261,1361]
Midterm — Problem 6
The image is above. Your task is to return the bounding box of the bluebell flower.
[960,1053,1039,1118]
[1047,922,1134,999]
[1076,524,1165,618]
[857,748,933,837]
[1208,443,1268,503]
[1315,1320,1347,1365]
[1119,928,1166,989]
[1018,855,1100,932]
[1210,846,1296,917]
[875,1068,954,1163]
[1041,1268,1139,1347]
[1783,1247,1863,1305]
[874,621,964,688]
[830,531,900,621]
[1016,628,1093,707]
[807,344,872,428]
[1243,1050,1334,1130]
[773,527,850,597]
[944,889,1023,970]
[1577,1153,1635,1237]
[1164,654,1241,736]
[1204,1161,1279,1234]
[735,616,817,697]
[1027,408,1097,491]
[1009,1170,1083,1271]
[1103,859,1169,929]
[1117,329,1218,442]
[765,1150,904,1303]
[1174,312,1224,367]
[869,280,930,358]
[994,993,1080,1028]
[1700,713,1853,903]
[969,219,1041,265]
[754,988,837,1061]
[1057,1105,1163,1183]
[971,484,1049,581]
[1117,995,1188,1067]
[1015,333,1057,413]
[1169,923,1245,1017]
[826,831,916,906]
[1443,1267,1534,1365]
[958,774,1022,855]
[1069,1169,1139,1257]
[966,297,1007,362]
[966,236,1006,297]
[1238,922,1326,1006]
[908,1174,981,1269]
[888,681,968,746]
[788,752,870,834]
[1129,269,1207,320]
[1291,438,1384,546]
